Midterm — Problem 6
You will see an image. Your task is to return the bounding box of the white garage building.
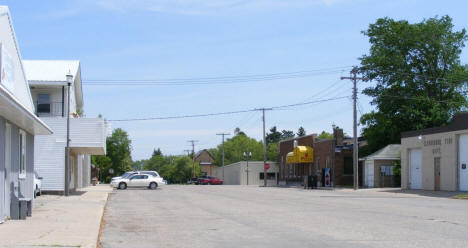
[401,113,468,191]
[213,161,279,186]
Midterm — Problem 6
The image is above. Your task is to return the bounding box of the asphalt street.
[100,186,468,248]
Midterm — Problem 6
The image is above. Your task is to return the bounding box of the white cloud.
[95,0,344,15]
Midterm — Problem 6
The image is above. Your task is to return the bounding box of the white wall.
[214,161,279,186]
[34,117,106,191]
[0,7,34,112]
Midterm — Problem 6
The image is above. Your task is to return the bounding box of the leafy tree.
[317,131,334,139]
[92,128,132,183]
[132,160,145,170]
[297,126,306,137]
[152,148,162,157]
[234,127,246,136]
[266,142,278,162]
[281,130,295,140]
[360,16,468,152]
[266,126,282,144]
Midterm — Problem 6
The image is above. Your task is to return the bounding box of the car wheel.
[119,182,127,190]
[149,182,158,189]
[37,189,41,196]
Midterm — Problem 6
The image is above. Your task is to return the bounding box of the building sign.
[0,44,15,92]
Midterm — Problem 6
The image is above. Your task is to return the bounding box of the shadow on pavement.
[380,188,466,199]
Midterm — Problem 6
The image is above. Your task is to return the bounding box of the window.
[259,173,276,180]
[37,94,50,113]
[131,175,144,180]
[19,130,26,178]
[343,156,353,175]
[380,165,394,176]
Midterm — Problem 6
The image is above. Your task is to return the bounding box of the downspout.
[61,86,65,117]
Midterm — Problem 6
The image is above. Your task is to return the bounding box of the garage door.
[409,149,422,189]
[459,135,468,191]
[365,161,374,187]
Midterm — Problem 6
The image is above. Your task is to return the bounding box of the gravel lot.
[100,185,468,248]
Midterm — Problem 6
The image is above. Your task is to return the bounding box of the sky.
[2,0,468,160]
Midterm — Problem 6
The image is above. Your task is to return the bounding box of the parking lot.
[100,186,468,248]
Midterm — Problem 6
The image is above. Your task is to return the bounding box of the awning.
[286,146,314,164]
[0,86,52,135]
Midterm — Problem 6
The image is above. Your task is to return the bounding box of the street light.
[243,151,252,185]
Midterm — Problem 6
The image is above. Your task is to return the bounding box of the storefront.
[285,145,314,184]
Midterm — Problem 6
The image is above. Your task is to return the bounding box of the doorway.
[459,134,468,191]
[434,157,440,191]
[409,149,422,189]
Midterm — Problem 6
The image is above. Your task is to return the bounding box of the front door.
[365,161,374,187]
[434,157,440,191]
[3,123,11,218]
[459,134,468,191]
[409,149,422,189]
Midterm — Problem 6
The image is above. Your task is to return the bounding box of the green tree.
[297,127,306,137]
[317,131,333,139]
[266,126,282,144]
[360,16,468,152]
[210,134,263,165]
[152,148,162,157]
[281,130,295,140]
[93,128,133,183]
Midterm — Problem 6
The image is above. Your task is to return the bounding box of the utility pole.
[341,66,365,190]
[255,108,272,187]
[243,151,252,185]
[216,133,231,180]
[187,140,198,178]
[65,72,72,196]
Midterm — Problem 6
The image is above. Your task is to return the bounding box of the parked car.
[34,171,43,197]
[198,176,223,185]
[139,171,166,185]
[111,171,138,181]
[111,174,161,190]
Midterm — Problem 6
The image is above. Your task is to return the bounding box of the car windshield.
[121,172,136,178]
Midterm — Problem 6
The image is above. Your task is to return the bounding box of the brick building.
[278,126,364,187]
[194,149,217,176]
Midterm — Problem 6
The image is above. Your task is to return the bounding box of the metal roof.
[362,144,401,161]
[23,60,80,82]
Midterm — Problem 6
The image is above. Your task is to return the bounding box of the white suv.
[111,174,161,190]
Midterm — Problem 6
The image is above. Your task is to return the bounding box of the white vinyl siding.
[34,117,106,191]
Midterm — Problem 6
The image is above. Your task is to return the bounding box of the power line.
[83,67,352,86]
[107,95,349,122]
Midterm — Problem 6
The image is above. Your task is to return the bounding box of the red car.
[198,176,223,185]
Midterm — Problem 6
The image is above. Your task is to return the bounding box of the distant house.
[23,60,107,193]
[361,144,401,188]
[0,6,52,222]
[194,149,217,176]
[401,113,468,191]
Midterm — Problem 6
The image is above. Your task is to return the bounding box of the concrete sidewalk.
[0,184,111,248]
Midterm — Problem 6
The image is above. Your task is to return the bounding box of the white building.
[361,144,400,188]
[23,60,107,192]
[213,161,279,186]
[0,6,52,222]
